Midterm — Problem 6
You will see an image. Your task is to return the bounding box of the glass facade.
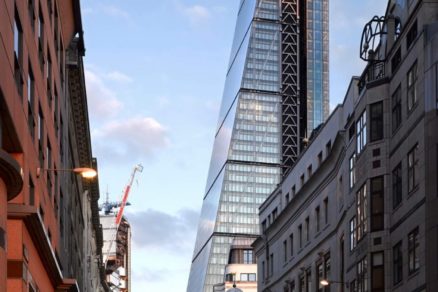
[306,0,329,133]
[187,1,329,291]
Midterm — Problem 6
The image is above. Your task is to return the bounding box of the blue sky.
[81,1,388,291]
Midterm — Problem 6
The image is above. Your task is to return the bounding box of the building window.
[38,9,44,43]
[305,217,310,242]
[370,102,383,142]
[14,11,24,96]
[47,54,52,107]
[391,47,401,72]
[300,174,305,186]
[29,176,35,206]
[349,123,355,141]
[323,198,328,225]
[306,269,312,292]
[307,165,313,178]
[392,162,402,209]
[289,233,294,256]
[46,141,52,169]
[243,250,253,264]
[292,185,296,196]
[289,281,295,292]
[393,241,403,285]
[38,107,44,167]
[357,257,368,292]
[286,193,290,204]
[392,85,402,132]
[370,176,384,232]
[272,208,278,221]
[350,280,357,292]
[318,151,323,166]
[326,140,332,156]
[59,191,64,237]
[356,183,367,241]
[317,254,331,292]
[299,275,305,292]
[269,254,274,276]
[262,261,265,281]
[28,0,35,31]
[317,262,324,292]
[356,110,367,154]
[350,216,357,251]
[371,252,384,292]
[27,67,35,139]
[316,207,320,232]
[349,153,356,188]
[299,225,302,248]
[407,61,418,112]
[241,273,256,282]
[229,249,254,264]
[324,254,331,292]
[38,106,44,142]
[283,240,287,262]
[406,20,417,49]
[395,18,401,39]
[408,144,419,192]
[408,227,420,274]
[38,39,44,70]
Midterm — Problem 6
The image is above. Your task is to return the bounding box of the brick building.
[0,0,106,291]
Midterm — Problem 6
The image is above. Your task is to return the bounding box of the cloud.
[92,117,170,162]
[106,71,133,83]
[127,208,199,251]
[85,69,123,119]
[182,5,210,24]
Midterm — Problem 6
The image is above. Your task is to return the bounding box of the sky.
[80,1,388,291]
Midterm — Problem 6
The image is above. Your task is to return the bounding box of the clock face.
[359,16,386,61]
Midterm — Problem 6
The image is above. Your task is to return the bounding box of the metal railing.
[358,61,385,93]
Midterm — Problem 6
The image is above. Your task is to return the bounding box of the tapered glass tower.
[187,1,328,291]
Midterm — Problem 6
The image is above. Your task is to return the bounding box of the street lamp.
[36,167,97,179]
[320,279,349,288]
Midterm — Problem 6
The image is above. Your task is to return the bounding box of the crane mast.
[115,164,143,225]
[103,163,143,268]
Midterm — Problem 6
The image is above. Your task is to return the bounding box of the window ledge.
[407,185,419,197]
[407,102,419,117]
[393,280,404,289]
[391,123,402,137]
[407,269,420,280]
[392,201,403,213]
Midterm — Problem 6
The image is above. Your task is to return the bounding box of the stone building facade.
[253,1,438,291]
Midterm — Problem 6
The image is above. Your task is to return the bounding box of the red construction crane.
[115,164,143,225]
[104,164,143,268]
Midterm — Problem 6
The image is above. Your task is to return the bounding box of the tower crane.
[103,163,143,268]
[115,164,143,225]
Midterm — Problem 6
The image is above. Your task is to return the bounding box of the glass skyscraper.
[187,1,328,291]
